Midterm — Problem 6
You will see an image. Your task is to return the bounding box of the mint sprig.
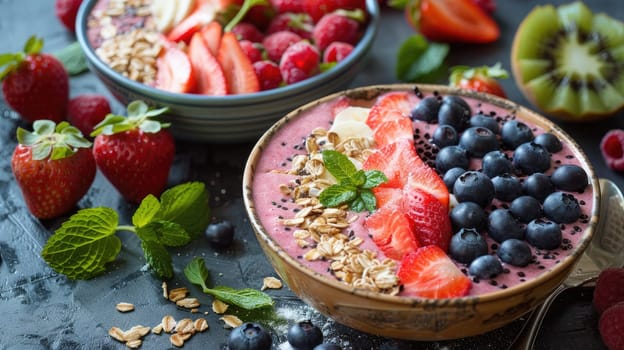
[41,182,210,280]
[396,34,449,83]
[319,150,387,212]
[184,257,274,310]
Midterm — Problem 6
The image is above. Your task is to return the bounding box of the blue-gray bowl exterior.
[76,0,380,143]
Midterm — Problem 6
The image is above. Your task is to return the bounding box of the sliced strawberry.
[402,187,452,251]
[188,33,227,95]
[449,63,509,98]
[406,166,450,209]
[362,139,425,188]
[167,3,219,43]
[200,21,223,56]
[372,186,403,208]
[365,205,419,261]
[217,32,260,94]
[366,91,420,130]
[397,245,471,298]
[155,46,196,93]
[373,117,413,147]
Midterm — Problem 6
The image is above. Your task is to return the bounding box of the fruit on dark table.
[205,220,235,248]
[67,94,112,138]
[55,0,83,32]
[287,320,323,350]
[313,344,342,350]
[511,2,624,121]
[600,129,624,172]
[228,322,272,350]
[449,63,508,98]
[599,302,624,350]
[593,268,624,314]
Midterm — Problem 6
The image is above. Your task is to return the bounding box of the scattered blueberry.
[497,239,533,267]
[313,344,342,350]
[526,219,562,250]
[443,167,466,191]
[459,126,499,158]
[432,124,459,148]
[550,164,588,192]
[501,120,534,149]
[287,320,323,350]
[438,96,471,131]
[449,228,489,264]
[488,209,525,243]
[450,201,487,232]
[509,196,542,223]
[523,173,554,202]
[482,150,513,178]
[492,174,523,202]
[205,220,235,248]
[411,96,440,123]
[533,132,562,153]
[453,171,495,207]
[228,322,272,350]
[513,142,551,175]
[469,113,500,133]
[435,145,470,173]
[469,254,504,279]
[542,191,581,224]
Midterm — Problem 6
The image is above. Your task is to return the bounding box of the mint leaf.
[132,194,160,227]
[319,184,357,207]
[53,41,88,76]
[141,240,173,278]
[136,220,191,247]
[396,34,449,83]
[322,150,358,182]
[362,170,387,189]
[41,207,121,279]
[184,257,210,290]
[350,189,377,213]
[155,182,210,239]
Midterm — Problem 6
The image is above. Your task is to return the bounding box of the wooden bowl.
[242,84,600,340]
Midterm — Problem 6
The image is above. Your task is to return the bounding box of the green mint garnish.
[41,182,210,280]
[185,257,274,310]
[319,150,387,212]
[396,34,449,83]
[53,41,89,76]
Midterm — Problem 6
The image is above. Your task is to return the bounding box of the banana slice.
[329,120,374,141]
[173,0,196,27]
[151,0,177,33]
[333,106,371,126]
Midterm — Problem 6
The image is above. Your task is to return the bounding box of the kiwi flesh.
[511,2,624,121]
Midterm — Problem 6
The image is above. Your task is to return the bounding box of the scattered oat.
[152,324,163,335]
[169,333,186,347]
[161,281,168,299]
[212,300,229,314]
[193,318,209,332]
[108,326,126,342]
[116,302,135,313]
[176,297,200,309]
[175,318,195,335]
[261,276,283,290]
[220,315,243,328]
[168,287,189,302]
[162,315,177,333]
[125,339,142,349]
[123,325,150,341]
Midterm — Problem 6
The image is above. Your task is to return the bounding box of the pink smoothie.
[251,89,595,297]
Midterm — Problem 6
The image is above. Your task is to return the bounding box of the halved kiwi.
[511,2,624,122]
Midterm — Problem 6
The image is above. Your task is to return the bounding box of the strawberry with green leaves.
[449,63,509,98]
[11,120,96,219]
[91,100,175,204]
[1,36,69,123]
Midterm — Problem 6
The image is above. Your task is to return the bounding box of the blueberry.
[509,196,542,223]
[435,145,470,173]
[432,125,459,148]
[492,174,523,202]
[488,209,525,243]
[453,171,495,207]
[497,239,533,267]
[205,220,235,248]
[228,322,272,350]
[450,201,487,232]
[501,120,534,149]
[534,132,562,153]
[438,96,471,131]
[469,113,500,133]
[526,219,562,250]
[411,96,441,123]
[469,255,503,279]
[542,192,581,224]
[513,142,551,175]
[459,126,499,158]
[449,228,489,264]
[550,164,588,192]
[523,173,554,202]
[482,150,513,178]
[313,344,342,350]
[443,167,466,191]
[287,320,323,350]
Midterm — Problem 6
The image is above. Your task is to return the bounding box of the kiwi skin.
[511,2,624,122]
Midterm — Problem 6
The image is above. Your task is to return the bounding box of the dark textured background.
[0,1,622,349]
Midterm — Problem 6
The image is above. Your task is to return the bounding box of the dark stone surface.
[0,1,622,349]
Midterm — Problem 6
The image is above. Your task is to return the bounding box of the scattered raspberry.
[270,0,304,14]
[244,3,276,31]
[471,0,496,14]
[67,94,112,137]
[231,22,265,43]
[594,268,624,314]
[312,12,360,51]
[599,302,624,350]
[266,13,314,40]
[239,40,264,63]
[600,130,624,172]
[322,41,354,63]
[302,0,366,23]
[279,41,320,84]
[253,60,283,91]
[55,0,83,32]
[262,30,302,62]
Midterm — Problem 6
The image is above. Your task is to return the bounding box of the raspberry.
[600,129,624,172]
[302,0,366,23]
[239,40,264,63]
[599,302,624,350]
[279,41,320,84]
[231,22,265,43]
[266,13,314,40]
[312,12,360,51]
[270,0,304,14]
[67,94,112,138]
[593,268,624,314]
[322,41,354,63]
[471,0,496,14]
[262,30,302,63]
[253,60,283,91]
[55,0,82,32]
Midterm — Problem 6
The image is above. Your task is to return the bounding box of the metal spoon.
[509,178,624,350]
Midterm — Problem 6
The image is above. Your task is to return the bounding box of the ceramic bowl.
[75,0,380,143]
[242,84,600,340]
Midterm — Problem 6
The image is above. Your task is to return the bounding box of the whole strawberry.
[91,100,175,204]
[1,36,69,123]
[55,0,83,32]
[449,63,509,98]
[11,120,96,219]
[68,94,112,138]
